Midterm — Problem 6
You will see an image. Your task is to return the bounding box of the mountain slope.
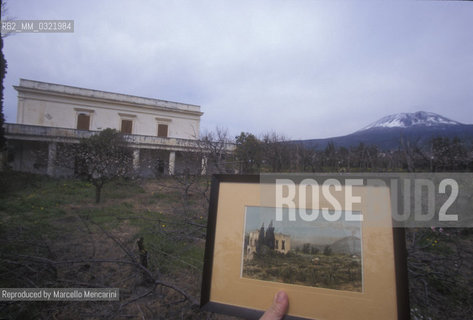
[360,111,461,130]
[300,111,473,150]
[329,236,361,255]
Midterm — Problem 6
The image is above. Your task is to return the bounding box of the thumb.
[260,291,289,320]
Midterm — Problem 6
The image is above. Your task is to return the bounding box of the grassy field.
[0,171,228,320]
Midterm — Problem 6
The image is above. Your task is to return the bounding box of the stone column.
[133,149,140,171]
[168,151,175,175]
[201,155,208,175]
[47,142,57,176]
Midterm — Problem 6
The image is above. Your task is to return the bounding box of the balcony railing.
[4,123,235,152]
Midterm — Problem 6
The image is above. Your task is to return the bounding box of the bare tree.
[261,132,293,172]
[198,126,233,174]
[61,128,134,203]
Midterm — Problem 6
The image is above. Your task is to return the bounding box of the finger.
[260,291,289,320]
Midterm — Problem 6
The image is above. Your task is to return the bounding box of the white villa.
[4,79,224,176]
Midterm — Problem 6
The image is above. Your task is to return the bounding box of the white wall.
[16,80,202,140]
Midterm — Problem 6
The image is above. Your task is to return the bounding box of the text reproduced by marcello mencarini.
[0,288,119,301]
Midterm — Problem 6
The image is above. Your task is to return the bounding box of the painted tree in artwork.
[257,223,265,253]
[264,220,275,250]
[74,128,133,203]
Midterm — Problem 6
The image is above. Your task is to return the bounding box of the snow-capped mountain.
[299,111,473,150]
[360,111,462,131]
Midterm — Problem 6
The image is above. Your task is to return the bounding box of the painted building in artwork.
[3,79,217,176]
[245,221,291,260]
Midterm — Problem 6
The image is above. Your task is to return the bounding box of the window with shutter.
[157,124,168,137]
[121,119,133,134]
[77,113,90,130]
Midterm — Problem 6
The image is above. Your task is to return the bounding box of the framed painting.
[200,174,409,320]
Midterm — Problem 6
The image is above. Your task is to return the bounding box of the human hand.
[259,290,289,320]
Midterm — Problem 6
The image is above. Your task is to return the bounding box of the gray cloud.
[3,0,473,139]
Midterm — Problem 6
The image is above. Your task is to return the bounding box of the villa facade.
[4,79,216,176]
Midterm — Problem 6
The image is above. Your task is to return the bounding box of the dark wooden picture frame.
[200,174,410,320]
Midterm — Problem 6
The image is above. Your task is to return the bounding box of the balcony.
[3,123,223,152]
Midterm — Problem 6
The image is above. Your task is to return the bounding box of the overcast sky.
[245,206,361,245]
[3,0,473,139]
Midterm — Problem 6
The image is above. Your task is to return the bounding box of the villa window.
[75,108,94,130]
[119,113,136,134]
[156,117,171,138]
[282,240,285,250]
[121,119,133,134]
[275,240,279,249]
[77,113,90,130]
[158,124,168,137]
